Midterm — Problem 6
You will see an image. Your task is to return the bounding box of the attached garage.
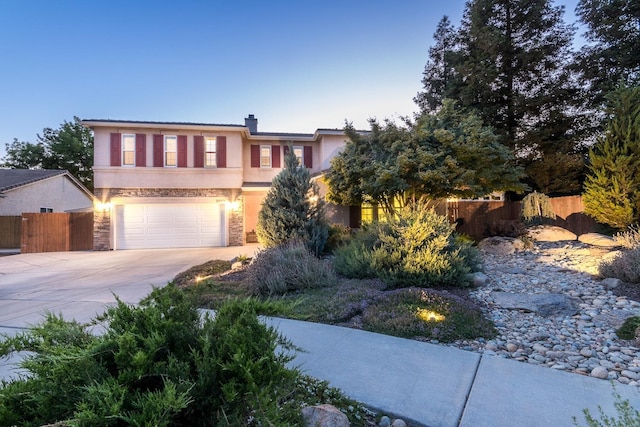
[114,201,226,250]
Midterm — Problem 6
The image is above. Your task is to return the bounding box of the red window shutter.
[272,145,281,168]
[283,145,290,157]
[251,145,260,168]
[217,136,227,168]
[153,134,163,167]
[110,133,121,166]
[194,136,204,168]
[177,135,187,167]
[304,146,313,168]
[135,134,146,167]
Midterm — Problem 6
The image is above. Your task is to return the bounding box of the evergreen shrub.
[333,241,377,279]
[333,203,479,288]
[0,285,302,426]
[256,146,328,255]
[248,240,337,296]
[324,223,353,253]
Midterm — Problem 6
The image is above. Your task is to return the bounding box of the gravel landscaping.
[449,240,640,388]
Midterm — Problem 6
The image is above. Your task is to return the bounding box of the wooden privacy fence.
[21,212,94,253]
[449,195,598,241]
[0,216,21,248]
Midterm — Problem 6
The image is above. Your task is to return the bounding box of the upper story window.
[293,146,304,166]
[260,145,272,168]
[205,137,217,168]
[164,136,177,167]
[40,207,53,213]
[122,134,135,166]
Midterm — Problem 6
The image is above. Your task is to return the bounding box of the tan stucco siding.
[93,128,243,189]
[93,128,243,169]
[318,134,348,171]
[0,176,93,215]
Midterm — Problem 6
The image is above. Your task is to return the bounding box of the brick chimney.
[245,114,258,133]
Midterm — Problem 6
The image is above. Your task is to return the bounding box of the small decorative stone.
[590,366,609,379]
[378,416,391,427]
[302,404,349,427]
[600,278,622,289]
[391,420,407,427]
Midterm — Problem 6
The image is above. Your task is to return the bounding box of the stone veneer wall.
[93,188,244,250]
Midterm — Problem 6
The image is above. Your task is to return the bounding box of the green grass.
[176,261,496,344]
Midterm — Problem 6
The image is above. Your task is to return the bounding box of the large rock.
[491,292,581,317]
[478,236,525,255]
[528,225,577,242]
[302,404,350,427]
[578,233,617,248]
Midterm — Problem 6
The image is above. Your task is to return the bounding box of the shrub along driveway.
[0,246,259,331]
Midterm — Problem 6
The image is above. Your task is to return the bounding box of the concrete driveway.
[0,245,260,330]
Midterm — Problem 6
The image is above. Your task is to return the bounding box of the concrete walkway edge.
[261,316,640,427]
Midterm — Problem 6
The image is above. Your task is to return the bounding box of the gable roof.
[0,169,94,200]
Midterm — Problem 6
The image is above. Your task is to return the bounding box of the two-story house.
[83,115,350,250]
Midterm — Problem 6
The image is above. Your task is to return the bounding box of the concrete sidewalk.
[264,317,640,427]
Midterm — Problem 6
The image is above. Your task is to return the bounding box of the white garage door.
[115,203,225,249]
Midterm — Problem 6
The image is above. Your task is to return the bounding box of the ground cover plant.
[177,251,496,344]
[0,285,374,426]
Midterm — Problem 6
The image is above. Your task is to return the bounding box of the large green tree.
[414,16,461,114]
[326,100,526,215]
[575,0,640,109]
[583,85,640,229]
[416,0,587,195]
[1,116,94,191]
[256,146,328,255]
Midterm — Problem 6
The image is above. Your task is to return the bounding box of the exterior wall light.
[95,201,112,212]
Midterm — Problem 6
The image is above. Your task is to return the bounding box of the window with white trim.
[122,134,135,166]
[293,146,303,166]
[260,145,271,168]
[164,135,177,167]
[40,207,53,213]
[205,137,217,167]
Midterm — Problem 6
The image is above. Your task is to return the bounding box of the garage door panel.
[116,203,224,250]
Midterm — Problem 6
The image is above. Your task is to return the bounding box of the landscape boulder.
[578,233,617,248]
[302,404,350,427]
[527,225,577,242]
[491,292,581,317]
[478,236,525,255]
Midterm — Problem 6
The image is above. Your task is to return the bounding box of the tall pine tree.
[575,0,640,110]
[416,0,586,195]
[414,16,461,114]
[256,146,328,255]
[583,85,640,229]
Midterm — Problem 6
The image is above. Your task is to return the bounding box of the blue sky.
[0,0,581,157]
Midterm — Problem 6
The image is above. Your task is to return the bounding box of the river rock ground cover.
[457,240,640,388]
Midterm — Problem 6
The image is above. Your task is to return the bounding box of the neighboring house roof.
[0,169,94,200]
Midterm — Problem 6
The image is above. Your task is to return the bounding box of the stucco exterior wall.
[318,134,348,171]
[0,176,93,215]
[93,128,243,189]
